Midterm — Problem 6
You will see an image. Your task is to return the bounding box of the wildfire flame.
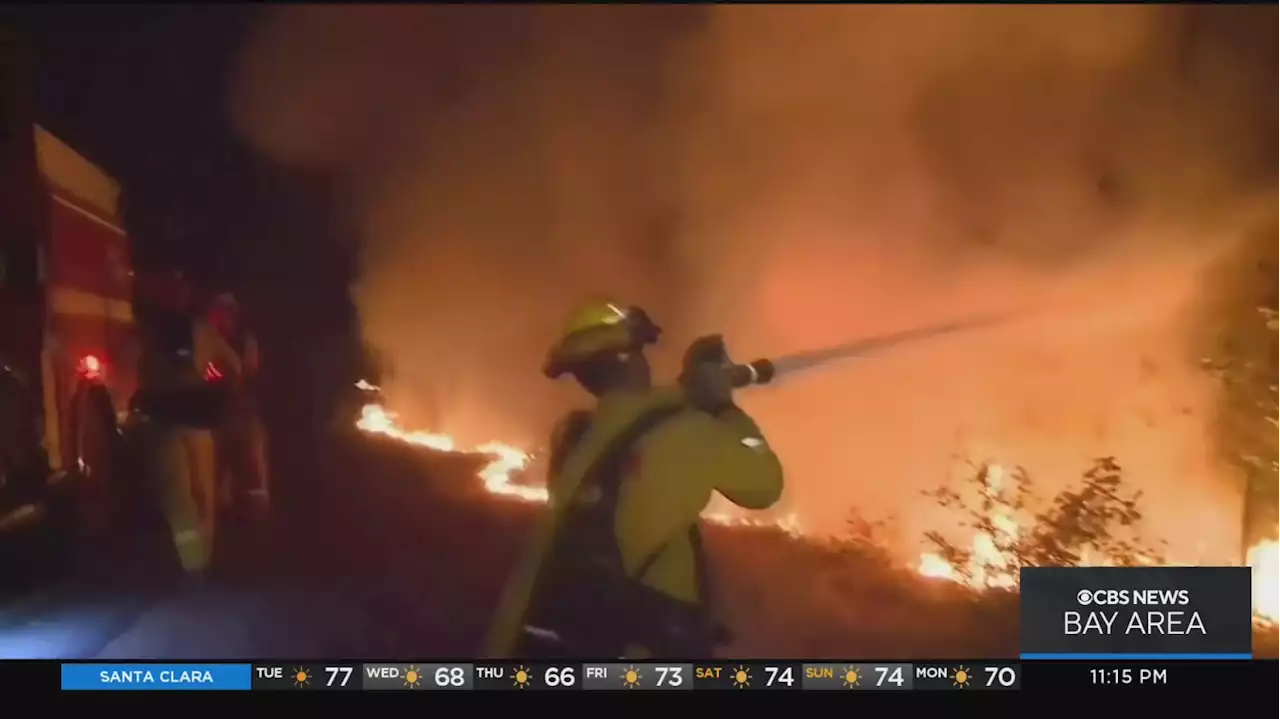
[912,462,1278,625]
[1247,538,1279,624]
[352,381,1278,623]
[915,464,1021,590]
[353,389,801,532]
[356,403,548,502]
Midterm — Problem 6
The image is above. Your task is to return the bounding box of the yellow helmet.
[543,300,661,378]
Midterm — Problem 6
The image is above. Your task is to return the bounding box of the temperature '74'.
[876,666,904,686]
[765,667,794,686]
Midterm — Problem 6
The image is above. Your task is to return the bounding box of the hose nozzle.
[725,359,776,388]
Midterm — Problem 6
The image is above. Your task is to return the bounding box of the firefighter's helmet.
[543,300,661,378]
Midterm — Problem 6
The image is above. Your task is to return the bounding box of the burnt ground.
[1,432,1276,661]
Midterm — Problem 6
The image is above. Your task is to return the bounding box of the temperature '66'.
[543,667,577,688]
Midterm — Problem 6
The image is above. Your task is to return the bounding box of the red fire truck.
[0,122,137,581]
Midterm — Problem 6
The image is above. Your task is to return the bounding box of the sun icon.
[513,666,531,689]
[404,666,421,688]
[953,666,970,688]
[842,666,860,688]
[621,666,641,689]
[732,665,751,688]
[292,667,311,688]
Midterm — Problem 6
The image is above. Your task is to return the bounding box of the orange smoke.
[234,5,1275,580]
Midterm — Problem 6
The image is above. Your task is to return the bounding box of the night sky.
[7,6,366,486]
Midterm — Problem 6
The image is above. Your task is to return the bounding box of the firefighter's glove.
[679,334,735,415]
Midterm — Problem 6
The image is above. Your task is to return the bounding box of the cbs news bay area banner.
[1018,566,1253,660]
[37,567,1268,694]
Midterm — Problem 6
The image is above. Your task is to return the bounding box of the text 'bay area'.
[1065,611,1206,635]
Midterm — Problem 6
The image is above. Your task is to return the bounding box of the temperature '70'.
[983,666,1016,687]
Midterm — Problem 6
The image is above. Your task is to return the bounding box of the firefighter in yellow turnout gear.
[207,293,271,520]
[484,301,784,658]
[135,270,242,577]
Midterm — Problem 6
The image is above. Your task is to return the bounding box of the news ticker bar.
[40,658,1276,692]
[57,660,1006,691]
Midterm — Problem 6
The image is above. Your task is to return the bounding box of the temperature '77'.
[325,667,352,687]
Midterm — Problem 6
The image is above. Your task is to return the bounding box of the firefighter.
[206,292,270,520]
[483,300,784,658]
[134,268,241,577]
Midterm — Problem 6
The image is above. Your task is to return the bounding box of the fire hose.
[719,313,1013,389]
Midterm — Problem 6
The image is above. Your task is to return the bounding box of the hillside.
[351,436,1277,659]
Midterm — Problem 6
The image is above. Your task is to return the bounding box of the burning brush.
[350,381,1278,624]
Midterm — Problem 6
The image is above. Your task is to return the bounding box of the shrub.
[921,457,1165,588]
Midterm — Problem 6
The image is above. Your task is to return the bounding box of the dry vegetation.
[709,525,1020,658]
[382,442,1277,659]
[713,524,1277,660]
[710,457,1275,659]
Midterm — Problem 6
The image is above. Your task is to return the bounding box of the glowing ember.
[352,382,1276,621]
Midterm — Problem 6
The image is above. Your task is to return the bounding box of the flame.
[352,382,802,531]
[356,403,547,502]
[915,465,1020,590]
[911,463,1280,625]
[352,382,1277,622]
[1247,538,1279,624]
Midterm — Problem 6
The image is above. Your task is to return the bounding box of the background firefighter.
[134,268,242,577]
[484,300,785,658]
[206,292,271,521]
